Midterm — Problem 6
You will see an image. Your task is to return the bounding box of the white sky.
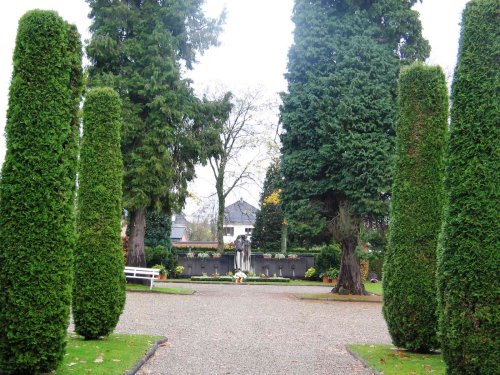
[0,0,469,215]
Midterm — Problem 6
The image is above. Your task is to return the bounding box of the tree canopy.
[280,0,429,293]
[252,161,284,252]
[86,0,227,266]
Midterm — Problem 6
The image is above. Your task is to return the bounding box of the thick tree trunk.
[333,237,366,295]
[127,207,146,267]
[216,185,225,254]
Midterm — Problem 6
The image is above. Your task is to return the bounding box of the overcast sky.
[0,0,469,214]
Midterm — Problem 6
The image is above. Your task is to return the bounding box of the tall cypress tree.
[252,161,284,252]
[280,0,429,294]
[0,10,82,373]
[86,0,226,267]
[383,63,448,353]
[73,88,125,340]
[437,0,499,372]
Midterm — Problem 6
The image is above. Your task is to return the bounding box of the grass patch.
[126,284,194,294]
[364,281,383,295]
[347,344,445,375]
[58,333,162,374]
[299,292,382,303]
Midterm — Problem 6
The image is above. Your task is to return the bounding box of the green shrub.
[305,267,317,279]
[383,63,448,353]
[437,1,499,372]
[73,88,125,340]
[315,243,341,274]
[0,10,82,373]
[145,245,177,275]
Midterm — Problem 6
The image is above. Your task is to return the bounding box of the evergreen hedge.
[383,63,448,353]
[437,1,499,372]
[73,88,125,339]
[0,10,82,373]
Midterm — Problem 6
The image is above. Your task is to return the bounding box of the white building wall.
[223,224,254,244]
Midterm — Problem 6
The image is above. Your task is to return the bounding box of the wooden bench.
[124,266,160,290]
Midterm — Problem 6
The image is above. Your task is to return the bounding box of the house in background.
[223,198,258,244]
[171,213,189,243]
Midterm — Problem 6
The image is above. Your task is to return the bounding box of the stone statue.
[234,235,252,272]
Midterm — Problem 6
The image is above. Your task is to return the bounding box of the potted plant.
[319,272,330,284]
[212,252,222,258]
[326,267,339,284]
[263,253,272,259]
[152,264,167,280]
[274,253,286,260]
[174,265,184,278]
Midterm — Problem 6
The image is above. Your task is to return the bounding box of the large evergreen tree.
[0,10,82,373]
[383,63,448,353]
[437,0,499,372]
[252,161,284,252]
[280,0,429,294]
[86,0,225,267]
[73,88,125,340]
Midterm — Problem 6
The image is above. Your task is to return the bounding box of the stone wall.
[178,254,315,278]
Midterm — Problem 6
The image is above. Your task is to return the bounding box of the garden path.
[117,283,390,374]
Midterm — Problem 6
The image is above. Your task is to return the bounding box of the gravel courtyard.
[116,283,391,375]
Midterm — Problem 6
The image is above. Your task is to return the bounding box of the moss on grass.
[347,344,445,375]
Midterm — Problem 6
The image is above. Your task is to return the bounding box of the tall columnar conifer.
[73,88,125,339]
[383,63,448,353]
[0,10,82,373]
[437,1,499,372]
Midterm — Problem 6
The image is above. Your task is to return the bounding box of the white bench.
[124,266,160,290]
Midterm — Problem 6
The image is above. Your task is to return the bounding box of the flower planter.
[322,276,332,284]
[159,274,167,280]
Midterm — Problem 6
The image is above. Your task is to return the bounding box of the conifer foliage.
[437,0,499,372]
[280,0,429,294]
[73,88,125,340]
[0,10,82,373]
[252,162,284,252]
[383,64,448,353]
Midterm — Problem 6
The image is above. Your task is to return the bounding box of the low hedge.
[190,276,290,283]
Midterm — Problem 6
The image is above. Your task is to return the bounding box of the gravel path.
[115,283,391,375]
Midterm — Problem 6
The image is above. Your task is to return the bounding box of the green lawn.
[348,344,445,375]
[364,281,383,295]
[58,334,162,374]
[126,284,194,294]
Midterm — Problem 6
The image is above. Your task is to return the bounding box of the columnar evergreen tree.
[86,0,226,267]
[280,0,429,294]
[437,0,499,372]
[383,63,448,353]
[252,161,284,252]
[73,88,125,340]
[0,10,82,373]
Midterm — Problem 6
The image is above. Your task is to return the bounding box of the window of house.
[245,227,252,235]
[223,227,234,236]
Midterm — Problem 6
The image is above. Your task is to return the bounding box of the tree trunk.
[127,207,147,267]
[216,183,225,254]
[333,237,366,295]
[280,222,287,253]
